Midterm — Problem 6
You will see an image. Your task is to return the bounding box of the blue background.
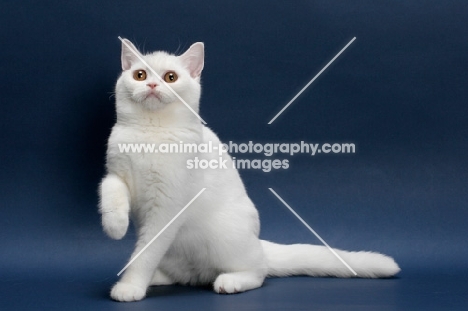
[1,1,467,310]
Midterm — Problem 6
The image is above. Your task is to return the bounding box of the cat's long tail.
[261,240,400,278]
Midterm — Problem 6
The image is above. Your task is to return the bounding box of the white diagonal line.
[118,37,207,125]
[268,37,356,124]
[268,187,358,276]
[117,188,206,276]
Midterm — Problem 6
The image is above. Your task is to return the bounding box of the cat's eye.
[164,71,178,83]
[133,70,147,81]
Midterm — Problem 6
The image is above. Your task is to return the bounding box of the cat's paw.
[213,274,241,294]
[102,210,129,240]
[110,282,146,302]
[99,174,130,239]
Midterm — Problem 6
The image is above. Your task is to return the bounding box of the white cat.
[99,39,400,302]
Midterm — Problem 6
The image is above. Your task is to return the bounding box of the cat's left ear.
[179,43,204,79]
[121,39,141,71]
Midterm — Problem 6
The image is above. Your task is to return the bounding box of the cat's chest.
[115,126,185,142]
[107,124,201,177]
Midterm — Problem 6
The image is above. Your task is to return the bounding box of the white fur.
[99,39,400,302]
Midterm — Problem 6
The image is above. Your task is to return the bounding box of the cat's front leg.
[110,205,185,302]
[99,174,130,240]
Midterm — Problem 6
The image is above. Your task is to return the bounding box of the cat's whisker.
[109,90,134,101]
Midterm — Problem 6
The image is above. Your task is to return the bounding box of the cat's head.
[115,39,204,124]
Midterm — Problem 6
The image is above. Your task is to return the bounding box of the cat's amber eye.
[164,71,178,83]
[133,70,147,81]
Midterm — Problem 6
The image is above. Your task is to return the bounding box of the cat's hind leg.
[213,270,265,294]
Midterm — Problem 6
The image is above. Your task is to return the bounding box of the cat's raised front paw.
[110,282,146,302]
[102,211,129,240]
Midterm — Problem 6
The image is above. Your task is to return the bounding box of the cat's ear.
[179,42,204,79]
[121,39,141,71]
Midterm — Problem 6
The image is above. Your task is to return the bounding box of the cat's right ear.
[179,42,204,79]
[121,39,141,71]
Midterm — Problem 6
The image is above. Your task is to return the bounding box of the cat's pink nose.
[147,83,158,89]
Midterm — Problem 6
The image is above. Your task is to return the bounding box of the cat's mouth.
[145,91,162,101]
[140,90,167,110]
